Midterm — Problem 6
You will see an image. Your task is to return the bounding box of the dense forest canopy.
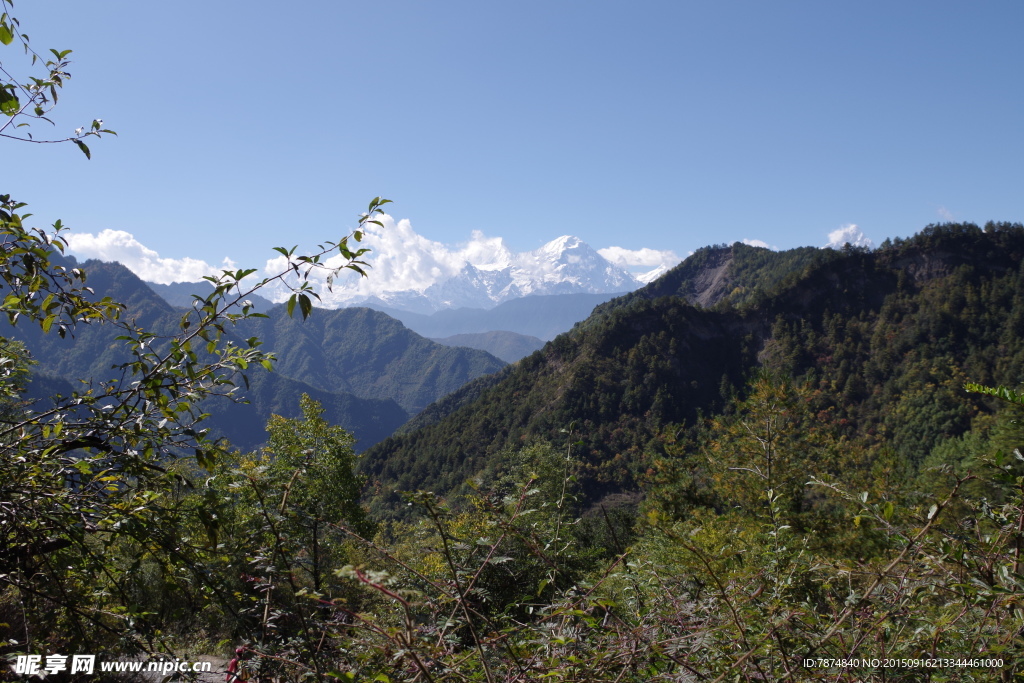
[363,223,1024,507]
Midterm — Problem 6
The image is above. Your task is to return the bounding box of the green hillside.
[231,306,505,415]
[6,258,503,450]
[594,241,833,311]
[363,222,1024,503]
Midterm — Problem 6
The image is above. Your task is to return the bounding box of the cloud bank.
[66,219,887,303]
[598,245,680,269]
[265,217,681,306]
[65,229,236,284]
[259,216,521,305]
[64,217,681,306]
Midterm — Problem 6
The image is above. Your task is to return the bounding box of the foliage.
[0,3,401,666]
[0,194,388,655]
[330,382,1024,681]
[196,396,374,679]
[219,394,1023,681]
[0,0,115,154]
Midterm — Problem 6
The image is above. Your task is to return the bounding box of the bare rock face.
[687,247,735,307]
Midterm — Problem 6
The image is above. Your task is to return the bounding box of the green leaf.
[965,382,1024,405]
[73,138,91,159]
[195,448,214,470]
[0,88,19,116]
[0,23,14,45]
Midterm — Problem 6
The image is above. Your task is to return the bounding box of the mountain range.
[365,292,626,341]
[144,236,639,360]
[11,256,506,451]
[428,331,545,364]
[361,223,1024,511]
[18,221,1024,508]
[145,283,620,362]
[258,233,662,314]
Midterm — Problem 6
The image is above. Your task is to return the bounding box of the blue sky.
[5,1,1024,284]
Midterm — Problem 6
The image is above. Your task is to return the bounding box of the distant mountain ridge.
[147,280,277,313]
[429,331,545,363]
[9,257,505,451]
[229,306,506,415]
[368,292,627,341]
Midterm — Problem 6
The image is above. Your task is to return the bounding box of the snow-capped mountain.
[131,217,680,316]
[329,234,644,314]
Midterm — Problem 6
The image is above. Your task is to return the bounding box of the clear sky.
[5,1,1024,283]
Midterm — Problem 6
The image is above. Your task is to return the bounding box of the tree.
[704,372,845,530]
[0,0,392,655]
[0,194,391,653]
[139,395,376,679]
[252,394,371,593]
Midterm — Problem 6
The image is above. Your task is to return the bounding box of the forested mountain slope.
[144,271,508,414]
[592,241,835,312]
[10,259,504,450]
[229,306,506,415]
[363,222,1024,500]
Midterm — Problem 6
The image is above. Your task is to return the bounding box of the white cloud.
[64,217,679,307]
[65,219,525,302]
[598,245,680,269]
[266,217,675,306]
[597,245,681,286]
[258,215,521,305]
[65,229,236,284]
[282,215,512,301]
[741,238,774,249]
[937,206,955,222]
[823,224,874,250]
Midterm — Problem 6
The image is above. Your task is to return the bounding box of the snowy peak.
[358,235,638,313]
[536,235,584,257]
[515,235,636,292]
[251,217,680,315]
